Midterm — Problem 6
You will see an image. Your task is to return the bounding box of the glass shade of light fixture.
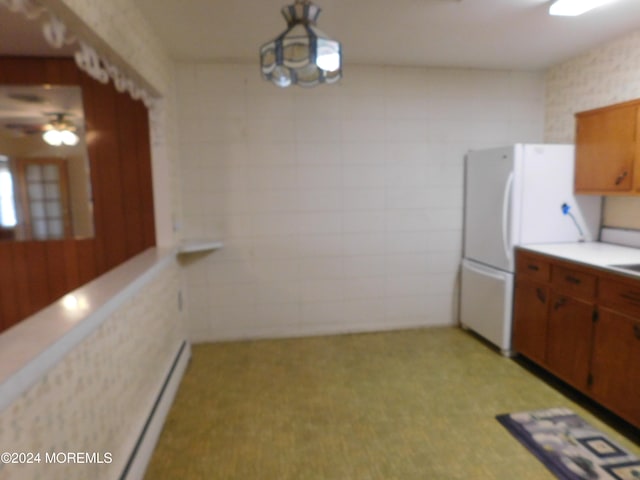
[42,114,79,146]
[549,0,616,16]
[260,0,342,88]
[43,128,79,146]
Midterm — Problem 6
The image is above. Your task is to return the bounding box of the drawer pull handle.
[614,170,628,186]
[565,275,581,285]
[554,297,567,310]
[620,292,640,305]
[536,288,546,304]
[527,264,540,271]
[634,324,640,340]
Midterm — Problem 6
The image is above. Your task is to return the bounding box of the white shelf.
[178,239,223,254]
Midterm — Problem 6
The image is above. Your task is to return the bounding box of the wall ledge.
[0,246,177,413]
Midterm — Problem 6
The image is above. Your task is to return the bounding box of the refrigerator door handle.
[462,259,506,281]
[501,172,514,263]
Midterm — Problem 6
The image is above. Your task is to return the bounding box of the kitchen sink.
[608,263,640,273]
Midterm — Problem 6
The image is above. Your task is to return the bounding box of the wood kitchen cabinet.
[513,253,550,364]
[591,276,640,426]
[546,263,597,390]
[513,248,640,428]
[574,100,640,195]
[546,293,594,391]
[590,309,640,427]
[513,280,548,364]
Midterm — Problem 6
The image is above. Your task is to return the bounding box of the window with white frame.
[0,155,17,228]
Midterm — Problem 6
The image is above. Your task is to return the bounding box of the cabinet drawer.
[600,278,640,318]
[516,253,550,282]
[551,265,597,299]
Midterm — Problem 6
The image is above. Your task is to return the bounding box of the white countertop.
[519,241,640,278]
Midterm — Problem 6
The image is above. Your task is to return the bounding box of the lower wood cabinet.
[512,279,548,365]
[590,309,640,426]
[513,248,640,428]
[546,293,594,391]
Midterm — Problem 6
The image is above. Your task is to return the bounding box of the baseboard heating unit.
[120,340,191,480]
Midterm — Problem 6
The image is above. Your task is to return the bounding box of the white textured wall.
[0,262,184,480]
[177,64,545,341]
[545,30,640,230]
[0,3,187,480]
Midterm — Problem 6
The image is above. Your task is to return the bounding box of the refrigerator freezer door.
[464,147,515,272]
[460,258,514,355]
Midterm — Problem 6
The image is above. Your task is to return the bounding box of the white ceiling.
[134,0,640,70]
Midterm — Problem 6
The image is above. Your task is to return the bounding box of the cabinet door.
[575,104,636,193]
[513,279,549,364]
[546,293,594,391]
[590,309,640,427]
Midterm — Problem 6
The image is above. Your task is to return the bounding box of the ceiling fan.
[1,121,46,137]
[41,112,80,146]
[2,112,79,146]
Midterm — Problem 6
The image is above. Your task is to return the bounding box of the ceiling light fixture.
[42,113,79,146]
[260,0,342,88]
[549,0,617,16]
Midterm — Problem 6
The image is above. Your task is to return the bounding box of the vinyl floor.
[144,327,639,480]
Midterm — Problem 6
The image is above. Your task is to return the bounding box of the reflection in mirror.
[0,85,93,241]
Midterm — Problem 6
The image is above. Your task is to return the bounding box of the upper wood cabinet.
[575,99,640,195]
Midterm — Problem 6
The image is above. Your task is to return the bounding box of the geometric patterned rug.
[497,408,640,480]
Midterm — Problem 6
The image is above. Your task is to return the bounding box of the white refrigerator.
[460,144,601,355]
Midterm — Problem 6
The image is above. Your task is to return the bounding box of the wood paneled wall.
[0,57,156,333]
